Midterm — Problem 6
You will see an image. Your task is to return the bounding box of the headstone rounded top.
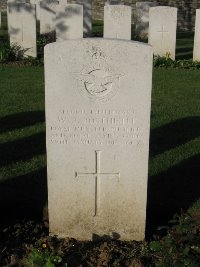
[45,38,152,52]
[44,35,153,241]
[150,6,177,11]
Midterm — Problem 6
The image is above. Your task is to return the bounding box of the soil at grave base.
[0,220,151,267]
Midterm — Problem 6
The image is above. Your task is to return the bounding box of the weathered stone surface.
[2,0,200,31]
[59,0,67,4]
[148,6,177,59]
[193,9,200,61]
[45,38,153,241]
[77,0,92,37]
[40,0,58,34]
[7,2,37,57]
[56,3,83,41]
[135,1,157,39]
[30,0,40,20]
[104,5,132,40]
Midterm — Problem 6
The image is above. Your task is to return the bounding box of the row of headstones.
[5,2,200,60]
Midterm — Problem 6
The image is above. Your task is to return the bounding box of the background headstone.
[30,0,40,20]
[148,6,177,59]
[56,4,83,41]
[40,0,58,34]
[193,9,200,61]
[7,2,37,57]
[7,0,27,29]
[104,5,132,40]
[45,38,153,241]
[59,0,68,4]
[76,0,92,37]
[135,1,157,39]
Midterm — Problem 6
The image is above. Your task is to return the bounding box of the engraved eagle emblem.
[78,69,121,99]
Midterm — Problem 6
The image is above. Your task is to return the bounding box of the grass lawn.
[0,65,200,237]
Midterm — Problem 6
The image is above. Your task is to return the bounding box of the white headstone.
[0,10,1,29]
[7,0,27,29]
[76,0,92,37]
[30,0,40,20]
[104,5,132,40]
[40,0,58,34]
[135,2,157,39]
[7,3,37,57]
[45,38,153,241]
[59,0,67,4]
[148,6,177,59]
[193,9,200,61]
[56,4,83,41]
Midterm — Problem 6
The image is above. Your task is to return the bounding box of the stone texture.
[104,5,132,40]
[40,0,58,34]
[45,38,153,241]
[30,0,40,20]
[7,2,37,57]
[56,3,83,41]
[135,1,157,39]
[148,6,177,59]
[2,0,200,31]
[59,0,68,4]
[193,9,200,61]
[93,0,199,31]
[76,0,92,37]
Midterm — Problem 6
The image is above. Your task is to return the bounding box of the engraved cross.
[75,151,120,217]
[157,24,169,47]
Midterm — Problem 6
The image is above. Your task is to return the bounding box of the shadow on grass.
[176,31,194,60]
[146,154,200,237]
[149,116,200,158]
[0,168,47,230]
[0,111,47,229]
[0,111,46,167]
[0,132,46,167]
[176,31,194,39]
[176,47,193,60]
[0,111,45,134]
[147,116,200,237]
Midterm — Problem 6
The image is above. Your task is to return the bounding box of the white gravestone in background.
[59,0,68,4]
[0,10,1,29]
[40,0,58,34]
[104,5,132,40]
[7,3,37,57]
[7,0,27,30]
[193,9,200,61]
[56,4,83,41]
[135,1,157,39]
[76,0,92,37]
[148,6,177,59]
[45,39,153,241]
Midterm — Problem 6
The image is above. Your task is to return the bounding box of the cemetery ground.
[0,12,200,267]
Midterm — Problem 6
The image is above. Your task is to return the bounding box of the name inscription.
[50,109,141,146]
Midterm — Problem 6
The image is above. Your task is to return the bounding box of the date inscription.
[49,109,141,146]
